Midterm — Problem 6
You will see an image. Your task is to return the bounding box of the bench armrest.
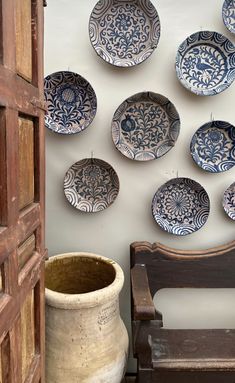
[131,264,161,321]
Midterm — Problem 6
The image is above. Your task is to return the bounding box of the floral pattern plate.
[44,71,97,134]
[89,0,161,67]
[190,120,235,173]
[64,158,119,212]
[111,92,180,161]
[175,31,235,96]
[151,177,210,236]
[223,182,235,220]
[223,0,235,34]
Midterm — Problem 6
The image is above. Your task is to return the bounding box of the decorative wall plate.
[89,0,161,67]
[222,0,235,34]
[223,182,235,220]
[175,31,235,96]
[190,120,235,173]
[151,177,210,236]
[111,92,180,161]
[64,158,119,212]
[44,71,97,134]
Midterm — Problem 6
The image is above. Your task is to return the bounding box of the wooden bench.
[131,240,235,383]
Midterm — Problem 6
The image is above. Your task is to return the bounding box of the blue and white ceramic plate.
[222,0,235,34]
[151,178,210,236]
[89,0,161,67]
[44,71,97,134]
[64,158,119,212]
[190,121,235,173]
[111,92,180,161]
[175,31,235,96]
[223,182,235,220]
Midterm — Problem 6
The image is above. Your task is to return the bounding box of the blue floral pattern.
[190,121,235,173]
[44,71,97,134]
[152,178,210,236]
[175,31,235,95]
[89,0,160,67]
[223,0,235,34]
[223,182,235,220]
[112,92,180,161]
[64,159,119,213]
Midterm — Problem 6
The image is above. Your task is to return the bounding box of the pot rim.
[45,252,124,309]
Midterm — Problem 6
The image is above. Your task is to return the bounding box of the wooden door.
[0,1,46,382]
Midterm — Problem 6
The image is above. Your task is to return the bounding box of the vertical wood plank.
[19,117,34,210]
[31,0,38,86]
[10,317,22,383]
[5,108,19,227]
[1,334,10,383]
[0,0,16,70]
[18,235,36,271]
[0,110,7,226]
[0,1,45,382]
[35,114,45,255]
[5,251,19,296]
[21,290,35,382]
[0,265,3,294]
[34,269,45,383]
[0,345,2,383]
[15,0,32,81]
[33,0,46,261]
[0,2,3,64]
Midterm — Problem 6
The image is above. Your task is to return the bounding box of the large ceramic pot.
[45,252,129,383]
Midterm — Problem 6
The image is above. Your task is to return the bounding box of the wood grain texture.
[0,66,45,116]
[1,0,16,70]
[0,265,2,293]
[18,234,36,271]
[150,329,235,369]
[15,0,32,81]
[10,317,22,383]
[151,370,235,383]
[0,204,40,263]
[0,0,45,381]
[0,346,2,383]
[19,117,34,210]
[0,110,6,226]
[21,290,35,382]
[131,241,235,296]
[1,333,10,383]
[131,241,235,383]
[131,264,156,321]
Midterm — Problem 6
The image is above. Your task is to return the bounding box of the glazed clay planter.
[45,252,129,383]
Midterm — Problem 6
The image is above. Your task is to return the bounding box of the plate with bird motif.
[64,158,119,212]
[44,71,97,134]
[89,0,161,67]
[190,120,235,173]
[223,182,235,220]
[175,31,235,96]
[223,0,235,34]
[111,92,180,161]
[151,177,210,236]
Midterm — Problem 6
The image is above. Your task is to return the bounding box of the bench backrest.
[131,240,235,296]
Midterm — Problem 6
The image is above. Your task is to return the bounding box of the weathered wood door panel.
[0,1,46,382]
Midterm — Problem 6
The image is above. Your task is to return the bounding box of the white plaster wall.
[44,0,235,372]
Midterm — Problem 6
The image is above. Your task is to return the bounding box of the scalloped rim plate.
[63,158,119,213]
[175,30,235,96]
[44,71,97,134]
[89,0,161,67]
[190,120,235,173]
[223,182,235,220]
[222,0,235,34]
[151,177,210,236]
[111,91,180,161]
